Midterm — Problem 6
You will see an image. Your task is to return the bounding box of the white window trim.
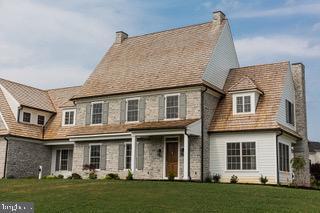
[232,93,255,115]
[285,99,296,127]
[125,97,140,123]
[62,109,76,126]
[225,141,257,172]
[90,101,104,126]
[164,93,180,120]
[162,136,180,179]
[124,142,132,170]
[89,143,102,170]
[58,149,71,171]
[278,142,291,173]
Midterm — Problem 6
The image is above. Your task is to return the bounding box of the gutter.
[3,136,9,178]
[276,130,283,185]
[200,86,208,182]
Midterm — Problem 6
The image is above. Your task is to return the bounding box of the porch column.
[183,133,189,180]
[131,134,137,173]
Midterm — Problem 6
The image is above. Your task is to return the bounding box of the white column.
[183,133,189,180]
[131,135,136,173]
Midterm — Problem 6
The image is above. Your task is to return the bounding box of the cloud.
[235,35,320,65]
[0,0,159,89]
[313,22,320,31]
[232,3,320,18]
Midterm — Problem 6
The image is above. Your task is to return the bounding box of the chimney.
[115,31,128,44]
[212,11,226,26]
[291,62,310,186]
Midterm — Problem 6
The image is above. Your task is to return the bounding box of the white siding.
[278,134,295,184]
[203,21,239,90]
[19,107,52,126]
[210,131,278,184]
[0,84,20,120]
[309,152,320,164]
[277,68,296,131]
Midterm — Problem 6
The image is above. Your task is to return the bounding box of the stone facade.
[291,63,310,186]
[0,138,7,178]
[5,138,51,178]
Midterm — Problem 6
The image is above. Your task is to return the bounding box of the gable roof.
[209,61,299,137]
[0,78,55,112]
[74,20,226,99]
[228,76,263,93]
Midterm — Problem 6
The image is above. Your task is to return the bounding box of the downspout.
[3,136,9,178]
[200,87,208,182]
[184,128,191,180]
[276,130,283,185]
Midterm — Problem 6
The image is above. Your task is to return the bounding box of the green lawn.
[0,180,319,212]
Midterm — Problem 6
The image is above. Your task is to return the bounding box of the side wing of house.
[202,21,239,90]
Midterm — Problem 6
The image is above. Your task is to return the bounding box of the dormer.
[228,77,263,115]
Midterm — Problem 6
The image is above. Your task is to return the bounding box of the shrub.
[230,175,238,184]
[204,175,212,183]
[126,170,133,180]
[212,174,221,183]
[57,174,64,179]
[260,175,268,184]
[43,175,57,179]
[83,164,96,180]
[71,173,82,179]
[89,172,97,180]
[105,173,120,180]
[66,176,72,180]
[168,171,175,181]
[6,175,15,179]
[310,163,320,181]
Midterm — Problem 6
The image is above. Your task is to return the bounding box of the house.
[0,11,310,185]
[309,141,320,164]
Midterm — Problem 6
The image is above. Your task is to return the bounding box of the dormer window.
[23,112,31,123]
[233,93,255,115]
[37,115,45,125]
[63,109,76,126]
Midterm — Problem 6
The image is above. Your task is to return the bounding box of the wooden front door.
[166,142,178,177]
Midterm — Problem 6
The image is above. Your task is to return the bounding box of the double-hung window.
[236,95,251,113]
[126,99,139,122]
[63,110,75,126]
[227,142,256,170]
[286,100,295,126]
[37,115,45,125]
[91,103,103,124]
[23,112,31,123]
[165,95,179,119]
[279,143,290,172]
[124,143,132,169]
[90,145,101,169]
[55,149,73,171]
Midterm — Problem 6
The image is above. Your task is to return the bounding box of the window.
[127,99,139,122]
[90,145,101,169]
[227,142,256,170]
[23,112,31,123]
[286,100,295,125]
[279,143,290,172]
[236,95,251,113]
[37,115,45,125]
[165,95,179,119]
[91,103,103,124]
[63,110,75,126]
[125,144,132,169]
[55,149,72,171]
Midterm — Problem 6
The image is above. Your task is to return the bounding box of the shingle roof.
[0,78,55,112]
[309,141,320,153]
[74,21,226,99]
[209,61,299,137]
[228,76,263,93]
[44,86,81,140]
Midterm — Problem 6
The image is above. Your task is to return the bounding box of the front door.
[166,142,178,177]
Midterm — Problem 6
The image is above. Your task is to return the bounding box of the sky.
[0,0,319,140]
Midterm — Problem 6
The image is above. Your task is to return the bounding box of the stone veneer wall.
[291,63,310,186]
[0,138,7,178]
[202,91,220,180]
[5,139,51,178]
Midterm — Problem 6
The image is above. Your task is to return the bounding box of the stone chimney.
[291,62,310,186]
[115,31,128,44]
[212,11,226,26]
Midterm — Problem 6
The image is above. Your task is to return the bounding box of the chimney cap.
[115,31,128,44]
[212,11,226,25]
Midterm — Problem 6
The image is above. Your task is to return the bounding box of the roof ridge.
[231,61,289,70]
[46,85,82,91]
[127,21,212,40]
[0,77,45,92]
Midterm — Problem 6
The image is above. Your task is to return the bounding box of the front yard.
[0,179,319,212]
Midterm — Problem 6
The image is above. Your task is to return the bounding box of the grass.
[0,179,319,212]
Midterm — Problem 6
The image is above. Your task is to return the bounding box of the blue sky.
[0,0,319,140]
